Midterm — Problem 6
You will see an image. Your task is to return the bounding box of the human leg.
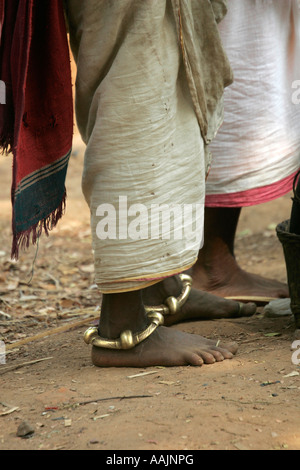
[191,207,289,300]
[88,288,238,368]
[199,0,300,302]
[66,0,239,367]
[290,171,300,235]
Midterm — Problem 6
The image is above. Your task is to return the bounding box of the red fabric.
[13,0,73,183]
[0,0,73,258]
[0,0,29,153]
[205,171,297,208]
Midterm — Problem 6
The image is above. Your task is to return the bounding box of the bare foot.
[191,261,289,302]
[90,289,238,368]
[196,206,289,302]
[142,275,256,326]
[91,326,238,367]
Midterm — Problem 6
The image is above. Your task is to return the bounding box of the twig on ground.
[0,357,53,375]
[5,315,99,351]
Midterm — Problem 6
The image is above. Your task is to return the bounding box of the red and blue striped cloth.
[0,0,73,258]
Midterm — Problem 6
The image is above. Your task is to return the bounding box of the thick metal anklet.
[83,311,164,350]
[145,273,192,316]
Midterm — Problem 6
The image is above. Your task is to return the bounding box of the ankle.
[142,276,182,306]
[99,291,148,338]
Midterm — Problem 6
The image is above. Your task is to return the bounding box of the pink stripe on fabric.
[205,171,299,208]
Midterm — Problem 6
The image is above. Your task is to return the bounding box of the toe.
[240,301,257,317]
[217,341,238,355]
[210,350,225,362]
[186,352,205,366]
[212,347,233,360]
[198,350,217,364]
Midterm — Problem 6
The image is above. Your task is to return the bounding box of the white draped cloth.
[206,0,300,207]
[65,0,232,292]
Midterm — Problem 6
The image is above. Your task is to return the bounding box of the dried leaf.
[6,281,19,291]
[79,264,94,274]
[93,414,110,421]
[264,332,281,337]
[0,406,19,416]
[127,371,158,379]
[283,371,299,378]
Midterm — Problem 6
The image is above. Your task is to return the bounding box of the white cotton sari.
[206,0,300,207]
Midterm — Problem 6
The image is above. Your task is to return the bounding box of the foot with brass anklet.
[85,289,238,368]
[141,274,256,327]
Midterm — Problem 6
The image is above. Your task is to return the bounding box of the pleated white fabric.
[206,0,300,206]
[65,0,231,292]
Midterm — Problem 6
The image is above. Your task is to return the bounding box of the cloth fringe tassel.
[11,192,66,260]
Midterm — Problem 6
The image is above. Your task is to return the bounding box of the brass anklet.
[145,273,192,316]
[83,311,164,350]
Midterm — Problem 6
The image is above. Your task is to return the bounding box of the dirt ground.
[0,136,299,452]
